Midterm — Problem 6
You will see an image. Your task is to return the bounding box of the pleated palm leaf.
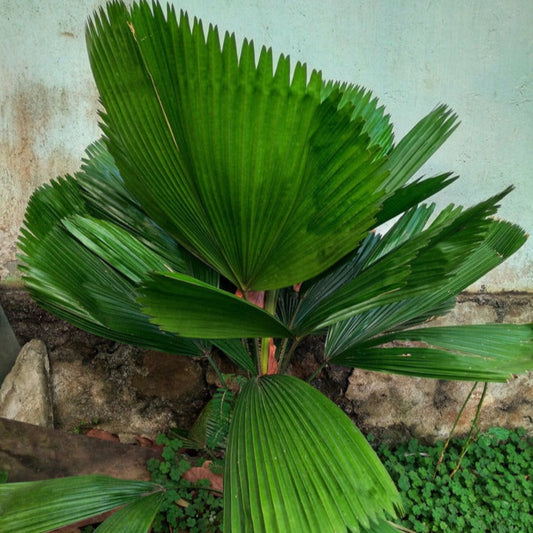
[2,1,531,532]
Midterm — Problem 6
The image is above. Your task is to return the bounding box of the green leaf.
[375,173,458,226]
[322,81,394,157]
[0,475,162,533]
[382,104,458,193]
[95,491,165,532]
[332,324,532,381]
[62,215,171,284]
[86,2,392,291]
[296,202,436,320]
[296,190,523,335]
[17,148,204,357]
[398,474,411,492]
[18,175,87,243]
[325,217,526,359]
[140,272,292,339]
[188,387,236,449]
[78,139,220,285]
[213,339,257,374]
[325,295,456,358]
[205,388,234,449]
[77,139,190,274]
[224,375,402,532]
[19,221,201,357]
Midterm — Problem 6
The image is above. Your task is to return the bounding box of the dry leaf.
[182,460,223,493]
[85,428,120,442]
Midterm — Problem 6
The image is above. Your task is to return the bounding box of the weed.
[145,427,531,533]
[72,418,101,435]
[147,434,223,533]
[375,427,533,532]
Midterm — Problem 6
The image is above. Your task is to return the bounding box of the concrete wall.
[1,0,532,289]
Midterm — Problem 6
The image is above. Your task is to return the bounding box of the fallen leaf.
[182,460,223,493]
[85,428,120,442]
[134,435,163,452]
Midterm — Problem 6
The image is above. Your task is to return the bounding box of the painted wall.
[1,0,532,289]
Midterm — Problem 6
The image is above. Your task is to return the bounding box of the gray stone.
[0,339,53,427]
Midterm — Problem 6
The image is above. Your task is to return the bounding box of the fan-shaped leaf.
[18,179,202,356]
[224,375,401,532]
[331,323,532,381]
[86,2,392,291]
[294,189,520,334]
[94,491,165,533]
[77,139,190,274]
[213,339,257,374]
[325,216,528,359]
[382,104,458,192]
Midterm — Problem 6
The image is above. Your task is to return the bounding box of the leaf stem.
[434,381,478,478]
[450,382,488,479]
[260,290,278,374]
[278,337,302,374]
[307,362,326,383]
[206,353,227,389]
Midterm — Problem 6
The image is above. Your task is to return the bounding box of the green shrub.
[375,427,533,532]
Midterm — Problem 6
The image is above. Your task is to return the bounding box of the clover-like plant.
[0,1,531,532]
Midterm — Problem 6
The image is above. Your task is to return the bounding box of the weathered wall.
[1,287,531,443]
[1,0,532,287]
[341,293,533,443]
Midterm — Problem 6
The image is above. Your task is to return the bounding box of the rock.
[51,350,177,443]
[132,350,205,402]
[345,369,533,443]
[51,346,209,443]
[0,339,53,427]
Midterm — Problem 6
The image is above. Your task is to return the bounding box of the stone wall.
[320,293,533,443]
[1,286,531,444]
[0,286,211,442]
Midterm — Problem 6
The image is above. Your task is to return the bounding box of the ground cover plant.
[0,1,531,531]
[375,427,533,532]
[67,426,533,533]
[147,433,224,533]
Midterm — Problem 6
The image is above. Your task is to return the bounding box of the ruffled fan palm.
[1,2,531,532]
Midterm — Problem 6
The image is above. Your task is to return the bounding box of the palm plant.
[1,1,531,532]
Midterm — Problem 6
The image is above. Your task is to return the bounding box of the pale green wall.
[1,0,531,289]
